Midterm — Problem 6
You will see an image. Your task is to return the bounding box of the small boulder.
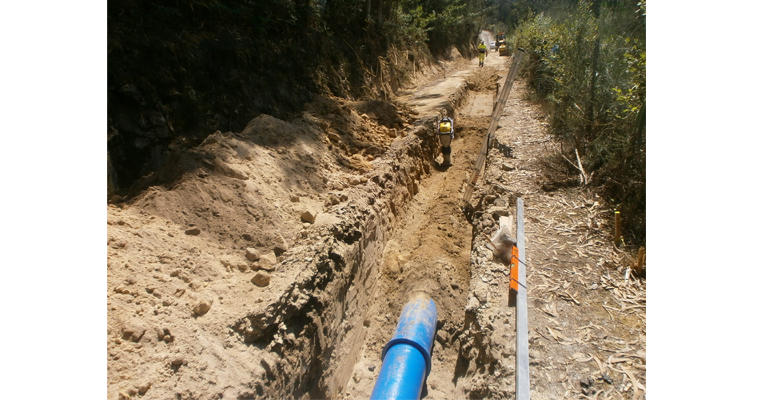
[185,226,201,235]
[245,247,260,262]
[121,319,147,342]
[273,235,289,256]
[256,258,276,271]
[465,296,480,312]
[193,300,212,316]
[436,330,448,344]
[261,251,277,265]
[256,254,277,271]
[301,209,317,223]
[138,382,152,395]
[251,271,271,287]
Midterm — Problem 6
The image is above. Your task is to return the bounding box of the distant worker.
[478,41,487,67]
[437,114,454,166]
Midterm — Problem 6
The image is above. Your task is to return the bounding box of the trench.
[229,58,509,399]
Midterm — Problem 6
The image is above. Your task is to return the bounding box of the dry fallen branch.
[559,149,590,185]
[546,326,573,343]
[620,365,645,400]
[557,291,581,305]
[601,305,615,321]
[574,149,589,184]
[587,352,605,374]
[538,307,558,318]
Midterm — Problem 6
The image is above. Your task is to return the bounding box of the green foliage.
[513,0,646,243]
[613,38,645,117]
[401,6,437,44]
[418,0,485,57]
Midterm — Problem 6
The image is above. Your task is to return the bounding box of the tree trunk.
[587,1,601,140]
[587,38,599,139]
[634,103,646,150]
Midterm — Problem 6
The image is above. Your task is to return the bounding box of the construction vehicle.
[496,31,509,56]
[498,42,509,56]
[495,32,506,49]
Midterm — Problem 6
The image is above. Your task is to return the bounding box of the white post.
[515,198,530,400]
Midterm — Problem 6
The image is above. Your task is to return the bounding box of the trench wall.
[228,131,439,398]
[229,73,471,399]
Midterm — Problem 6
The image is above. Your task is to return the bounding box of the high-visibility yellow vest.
[439,121,452,133]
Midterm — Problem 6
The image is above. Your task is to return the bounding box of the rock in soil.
[121,319,146,342]
[251,271,271,286]
[245,247,259,261]
[193,300,212,316]
[138,382,152,395]
[301,210,317,223]
[580,376,595,388]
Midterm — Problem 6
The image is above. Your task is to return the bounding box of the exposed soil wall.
[229,131,437,398]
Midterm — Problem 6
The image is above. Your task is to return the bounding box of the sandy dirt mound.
[107,98,415,399]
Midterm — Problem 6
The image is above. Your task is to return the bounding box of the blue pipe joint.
[370,296,438,400]
[382,297,438,374]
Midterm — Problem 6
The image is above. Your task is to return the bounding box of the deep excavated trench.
[229,57,509,399]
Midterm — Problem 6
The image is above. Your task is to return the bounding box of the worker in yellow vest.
[437,115,454,166]
[478,41,487,67]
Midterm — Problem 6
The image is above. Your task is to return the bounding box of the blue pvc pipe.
[370,296,438,400]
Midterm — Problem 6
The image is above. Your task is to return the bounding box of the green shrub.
[513,0,646,244]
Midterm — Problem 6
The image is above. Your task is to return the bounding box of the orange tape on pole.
[510,246,519,292]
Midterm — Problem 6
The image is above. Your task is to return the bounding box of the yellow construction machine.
[496,31,510,56]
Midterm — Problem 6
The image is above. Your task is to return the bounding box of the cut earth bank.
[107,47,646,400]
